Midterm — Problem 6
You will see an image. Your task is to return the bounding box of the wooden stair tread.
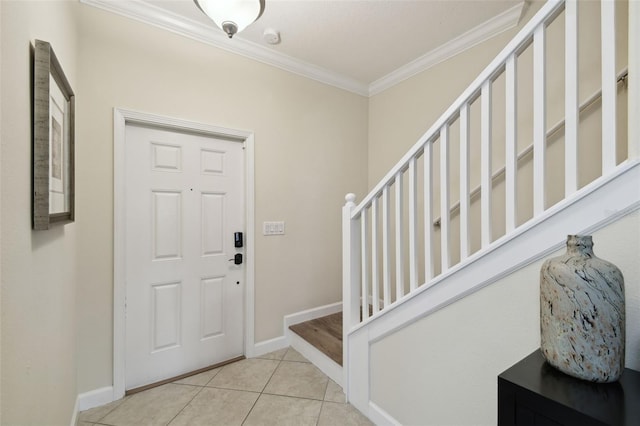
[289,312,343,366]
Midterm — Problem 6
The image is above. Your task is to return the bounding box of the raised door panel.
[151,281,182,352]
[201,149,225,175]
[200,277,224,340]
[152,191,182,260]
[201,193,225,256]
[151,143,182,172]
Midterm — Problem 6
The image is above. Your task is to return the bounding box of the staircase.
[288,1,638,423]
[338,0,639,424]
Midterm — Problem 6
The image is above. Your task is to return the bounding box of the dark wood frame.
[32,39,75,230]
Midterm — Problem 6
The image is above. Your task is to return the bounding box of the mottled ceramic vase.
[540,235,625,383]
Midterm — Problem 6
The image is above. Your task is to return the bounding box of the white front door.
[124,123,245,390]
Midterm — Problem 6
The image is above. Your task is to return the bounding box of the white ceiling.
[82,0,526,96]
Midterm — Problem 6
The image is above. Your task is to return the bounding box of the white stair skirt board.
[288,329,344,388]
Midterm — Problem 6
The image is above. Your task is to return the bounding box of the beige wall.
[74,5,368,394]
[0,1,79,425]
[370,210,640,425]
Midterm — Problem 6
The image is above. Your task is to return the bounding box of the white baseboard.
[283,301,342,331]
[368,401,401,426]
[77,386,115,412]
[289,330,343,387]
[251,335,290,358]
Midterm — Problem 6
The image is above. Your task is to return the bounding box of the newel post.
[342,193,360,401]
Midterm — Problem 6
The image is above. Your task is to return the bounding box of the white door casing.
[113,109,256,398]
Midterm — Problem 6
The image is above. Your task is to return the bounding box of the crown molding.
[80,0,524,98]
[368,1,525,96]
[80,0,369,96]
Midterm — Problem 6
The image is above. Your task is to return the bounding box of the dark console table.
[498,350,640,425]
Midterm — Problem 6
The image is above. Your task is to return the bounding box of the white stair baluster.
[602,0,617,173]
[630,0,640,160]
[408,158,418,291]
[506,55,518,232]
[440,126,451,271]
[395,172,405,300]
[382,186,391,308]
[481,80,493,248]
[371,198,380,314]
[565,0,579,196]
[460,104,470,259]
[533,25,547,216]
[424,141,434,280]
[360,207,369,321]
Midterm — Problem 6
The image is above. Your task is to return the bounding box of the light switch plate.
[263,221,285,236]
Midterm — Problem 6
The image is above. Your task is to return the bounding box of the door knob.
[228,253,243,265]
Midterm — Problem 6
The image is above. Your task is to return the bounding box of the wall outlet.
[263,221,285,236]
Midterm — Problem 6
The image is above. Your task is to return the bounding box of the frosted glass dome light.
[194,0,266,39]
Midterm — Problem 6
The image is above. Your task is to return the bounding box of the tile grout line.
[165,367,223,425]
[316,401,325,426]
[164,383,207,425]
[316,358,332,426]
[260,390,326,402]
[259,355,285,394]
[316,370,331,426]
[199,383,262,394]
[321,375,331,400]
[241,354,285,425]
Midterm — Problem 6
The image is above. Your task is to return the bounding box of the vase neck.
[566,235,594,256]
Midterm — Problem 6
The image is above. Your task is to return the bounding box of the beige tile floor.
[77,347,373,426]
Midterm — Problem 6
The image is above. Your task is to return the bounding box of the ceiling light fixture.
[194,0,265,39]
